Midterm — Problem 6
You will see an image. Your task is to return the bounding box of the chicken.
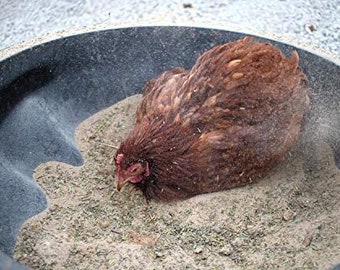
[115,36,310,202]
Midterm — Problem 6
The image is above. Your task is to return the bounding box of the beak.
[116,177,130,191]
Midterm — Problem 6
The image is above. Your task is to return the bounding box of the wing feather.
[136,37,308,135]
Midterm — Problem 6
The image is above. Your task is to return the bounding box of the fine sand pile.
[14,95,340,269]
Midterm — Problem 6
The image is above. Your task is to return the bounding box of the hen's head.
[115,153,150,191]
[114,117,197,200]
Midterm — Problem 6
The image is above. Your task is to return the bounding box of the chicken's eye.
[128,163,143,175]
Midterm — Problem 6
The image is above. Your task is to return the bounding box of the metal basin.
[0,26,339,269]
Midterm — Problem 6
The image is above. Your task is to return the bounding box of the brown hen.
[115,36,310,202]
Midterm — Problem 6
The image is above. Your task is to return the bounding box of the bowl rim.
[0,22,339,65]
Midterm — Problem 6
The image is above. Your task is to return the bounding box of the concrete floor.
[0,0,339,56]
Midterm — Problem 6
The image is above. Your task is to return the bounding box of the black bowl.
[0,26,339,269]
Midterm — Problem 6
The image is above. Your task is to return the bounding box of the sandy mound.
[14,95,340,269]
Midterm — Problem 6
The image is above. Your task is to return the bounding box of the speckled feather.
[116,37,310,201]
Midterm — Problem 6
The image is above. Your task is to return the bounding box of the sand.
[14,94,340,269]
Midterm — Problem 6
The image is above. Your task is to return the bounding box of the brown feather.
[115,36,310,202]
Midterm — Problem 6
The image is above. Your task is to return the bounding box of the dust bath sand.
[14,95,340,269]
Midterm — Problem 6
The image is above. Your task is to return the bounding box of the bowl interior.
[0,26,339,267]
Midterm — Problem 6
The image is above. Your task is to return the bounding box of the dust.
[14,94,340,269]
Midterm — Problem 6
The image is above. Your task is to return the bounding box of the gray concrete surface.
[0,0,339,56]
